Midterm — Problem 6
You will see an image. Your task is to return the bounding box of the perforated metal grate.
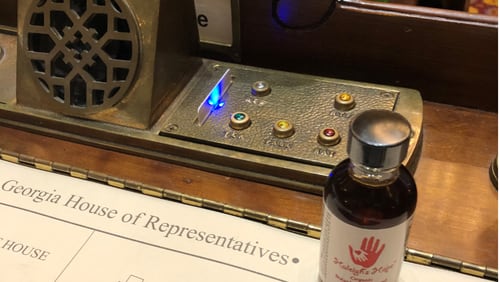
[23,0,139,111]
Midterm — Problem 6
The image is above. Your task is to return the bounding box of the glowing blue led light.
[197,68,232,126]
[207,82,224,108]
[207,88,219,106]
[276,0,294,24]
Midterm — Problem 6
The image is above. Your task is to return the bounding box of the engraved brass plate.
[160,63,399,168]
[0,27,423,194]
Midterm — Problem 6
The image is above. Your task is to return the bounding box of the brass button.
[251,81,271,96]
[334,92,355,111]
[273,120,295,138]
[318,128,341,146]
[230,112,251,130]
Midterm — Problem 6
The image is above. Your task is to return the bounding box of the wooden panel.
[0,1,16,28]
[421,101,497,167]
[409,102,498,267]
[0,101,497,268]
[238,0,498,111]
[411,157,498,268]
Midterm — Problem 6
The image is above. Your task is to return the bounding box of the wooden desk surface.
[0,101,497,269]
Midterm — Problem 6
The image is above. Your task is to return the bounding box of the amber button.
[273,120,295,138]
[334,92,356,111]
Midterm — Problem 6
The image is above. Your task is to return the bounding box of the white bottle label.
[319,206,410,282]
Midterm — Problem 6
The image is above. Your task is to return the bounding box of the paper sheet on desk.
[0,160,487,282]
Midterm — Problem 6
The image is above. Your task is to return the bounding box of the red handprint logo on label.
[349,236,385,268]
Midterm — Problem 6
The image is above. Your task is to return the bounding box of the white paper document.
[0,160,488,282]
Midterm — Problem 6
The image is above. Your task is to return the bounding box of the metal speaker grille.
[23,0,139,112]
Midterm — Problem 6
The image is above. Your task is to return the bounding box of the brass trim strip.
[87,170,108,183]
[404,248,497,280]
[0,147,496,281]
[107,176,125,188]
[142,184,164,198]
[223,204,244,217]
[0,149,19,163]
[182,195,204,207]
[19,154,35,165]
[34,159,53,171]
[52,162,71,173]
[201,199,224,212]
[124,180,142,192]
[70,167,88,179]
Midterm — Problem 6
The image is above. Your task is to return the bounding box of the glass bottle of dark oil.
[319,109,418,282]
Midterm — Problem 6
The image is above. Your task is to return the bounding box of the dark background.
[1,0,497,111]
